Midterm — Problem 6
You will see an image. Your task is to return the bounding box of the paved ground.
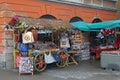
[0,60,120,80]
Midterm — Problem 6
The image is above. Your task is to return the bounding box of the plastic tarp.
[70,20,120,31]
[70,21,99,31]
[88,20,120,29]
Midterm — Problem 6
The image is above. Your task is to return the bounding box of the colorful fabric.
[114,35,120,49]
[101,28,114,36]
[107,34,115,43]
[96,32,104,39]
[19,43,29,52]
[16,53,20,67]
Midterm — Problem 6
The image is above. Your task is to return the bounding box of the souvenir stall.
[90,28,116,59]
[70,20,120,60]
[68,30,90,62]
[100,28,120,70]
[8,16,81,74]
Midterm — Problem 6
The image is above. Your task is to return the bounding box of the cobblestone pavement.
[0,60,120,80]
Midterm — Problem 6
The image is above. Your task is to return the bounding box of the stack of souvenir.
[78,42,90,60]
[70,31,84,50]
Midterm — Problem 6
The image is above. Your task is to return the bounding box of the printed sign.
[19,57,33,74]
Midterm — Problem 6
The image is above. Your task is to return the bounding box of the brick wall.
[0,0,116,22]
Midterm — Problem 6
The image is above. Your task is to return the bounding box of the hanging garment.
[33,42,41,50]
[18,43,29,52]
[107,34,115,44]
[101,28,114,36]
[52,53,61,62]
[16,53,20,67]
[9,15,18,26]
[33,50,39,56]
[14,34,19,42]
[113,35,120,49]
[96,32,104,39]
[20,52,28,57]
[60,38,70,48]
[22,31,34,43]
[107,28,115,34]
[44,52,56,64]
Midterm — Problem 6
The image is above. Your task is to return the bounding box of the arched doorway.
[90,18,102,47]
[40,14,56,19]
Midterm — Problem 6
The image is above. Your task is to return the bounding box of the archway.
[90,18,103,47]
[69,17,83,23]
[92,18,102,23]
[40,14,56,19]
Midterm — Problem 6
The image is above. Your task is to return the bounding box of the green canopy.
[70,20,120,31]
[88,20,120,29]
[70,21,99,31]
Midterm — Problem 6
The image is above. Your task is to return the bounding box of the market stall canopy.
[88,20,120,29]
[70,20,120,31]
[9,16,75,30]
[70,21,99,31]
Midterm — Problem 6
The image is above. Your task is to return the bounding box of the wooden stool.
[67,50,78,65]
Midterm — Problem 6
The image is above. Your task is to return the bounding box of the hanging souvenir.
[114,34,120,49]
[9,15,18,27]
[52,53,61,62]
[101,28,115,36]
[22,30,34,43]
[60,38,70,48]
[16,53,20,67]
[44,52,56,64]
[20,52,28,57]
[18,43,29,52]
[14,34,20,42]
[107,34,115,43]
[60,33,70,48]
[96,32,104,39]
[33,50,39,56]
[19,21,27,32]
